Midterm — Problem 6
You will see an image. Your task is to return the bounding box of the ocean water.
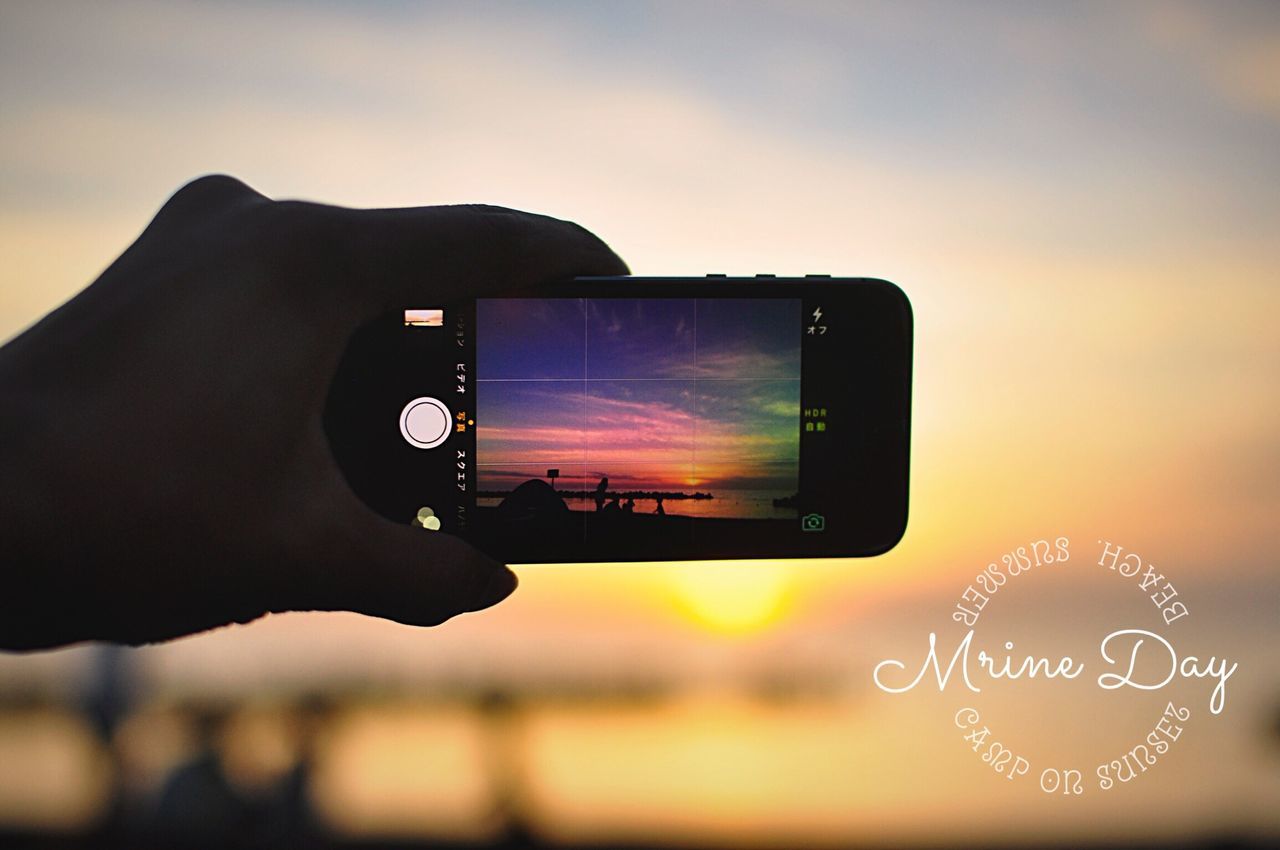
[476,488,798,520]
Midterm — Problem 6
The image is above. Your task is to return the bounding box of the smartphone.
[324,276,911,563]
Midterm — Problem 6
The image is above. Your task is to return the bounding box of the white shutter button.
[399,397,451,449]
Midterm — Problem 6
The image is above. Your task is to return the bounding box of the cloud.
[688,348,797,380]
[1139,1,1280,120]
[478,376,799,474]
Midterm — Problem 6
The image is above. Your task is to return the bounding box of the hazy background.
[1,1,1278,847]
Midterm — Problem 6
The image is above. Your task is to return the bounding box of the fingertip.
[575,227,629,277]
[471,563,519,612]
[543,213,629,277]
[460,204,629,279]
[416,204,630,297]
[304,201,630,314]
[424,531,517,613]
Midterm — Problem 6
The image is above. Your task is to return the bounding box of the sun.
[667,562,794,635]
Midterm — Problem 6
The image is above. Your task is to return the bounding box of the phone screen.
[473,297,803,531]
[325,277,910,563]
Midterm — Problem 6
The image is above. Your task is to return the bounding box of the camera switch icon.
[801,513,826,532]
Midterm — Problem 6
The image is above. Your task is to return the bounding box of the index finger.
[292,201,629,319]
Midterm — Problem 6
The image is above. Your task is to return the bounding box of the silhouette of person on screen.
[0,175,627,650]
[655,495,666,516]
[593,476,609,511]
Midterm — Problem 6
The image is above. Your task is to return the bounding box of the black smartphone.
[324,276,911,563]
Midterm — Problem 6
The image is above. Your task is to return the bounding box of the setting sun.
[667,562,794,635]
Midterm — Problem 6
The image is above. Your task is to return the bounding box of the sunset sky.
[476,297,800,493]
[0,1,1278,845]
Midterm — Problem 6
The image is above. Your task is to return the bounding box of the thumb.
[293,496,518,627]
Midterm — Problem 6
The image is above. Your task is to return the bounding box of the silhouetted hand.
[0,175,627,649]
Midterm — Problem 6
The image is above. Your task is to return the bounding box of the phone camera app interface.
[473,298,802,552]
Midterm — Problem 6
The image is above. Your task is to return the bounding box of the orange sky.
[0,1,1278,844]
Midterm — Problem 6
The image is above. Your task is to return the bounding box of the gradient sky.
[0,1,1278,845]
[475,297,800,491]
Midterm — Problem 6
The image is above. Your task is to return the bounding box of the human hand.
[0,175,626,649]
